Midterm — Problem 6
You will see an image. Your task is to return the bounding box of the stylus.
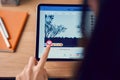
[0,17,9,38]
[0,19,10,48]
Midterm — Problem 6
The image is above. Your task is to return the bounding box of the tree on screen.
[45,14,67,38]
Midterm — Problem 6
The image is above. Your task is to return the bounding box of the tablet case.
[0,9,28,52]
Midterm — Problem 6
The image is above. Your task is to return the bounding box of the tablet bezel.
[36,4,84,61]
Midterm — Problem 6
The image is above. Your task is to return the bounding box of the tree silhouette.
[45,14,67,38]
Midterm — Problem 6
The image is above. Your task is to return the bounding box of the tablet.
[36,4,95,61]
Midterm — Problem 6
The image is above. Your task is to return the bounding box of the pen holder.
[0,0,20,6]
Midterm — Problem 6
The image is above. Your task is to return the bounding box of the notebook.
[0,9,28,52]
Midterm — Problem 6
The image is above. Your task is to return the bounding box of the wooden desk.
[0,0,82,78]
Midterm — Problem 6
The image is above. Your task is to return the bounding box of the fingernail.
[47,44,51,47]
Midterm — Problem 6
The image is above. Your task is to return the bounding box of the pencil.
[0,25,10,48]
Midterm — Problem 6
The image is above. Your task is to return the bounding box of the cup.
[0,0,20,6]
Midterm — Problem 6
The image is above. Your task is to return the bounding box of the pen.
[0,20,10,48]
[0,17,9,38]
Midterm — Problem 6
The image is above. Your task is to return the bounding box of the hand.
[16,45,51,80]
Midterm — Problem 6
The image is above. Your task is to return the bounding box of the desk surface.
[0,0,82,78]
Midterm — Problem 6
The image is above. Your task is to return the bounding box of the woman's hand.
[16,45,51,80]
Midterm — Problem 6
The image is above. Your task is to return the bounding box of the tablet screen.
[36,4,95,60]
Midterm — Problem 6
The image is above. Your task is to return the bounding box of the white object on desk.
[0,18,10,48]
[0,18,9,38]
[0,17,9,38]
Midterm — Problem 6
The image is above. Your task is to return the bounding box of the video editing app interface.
[39,5,94,59]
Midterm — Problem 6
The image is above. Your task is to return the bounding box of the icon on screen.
[46,40,53,46]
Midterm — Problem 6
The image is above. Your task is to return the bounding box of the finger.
[43,69,48,80]
[23,65,27,71]
[37,45,51,69]
[27,56,36,69]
